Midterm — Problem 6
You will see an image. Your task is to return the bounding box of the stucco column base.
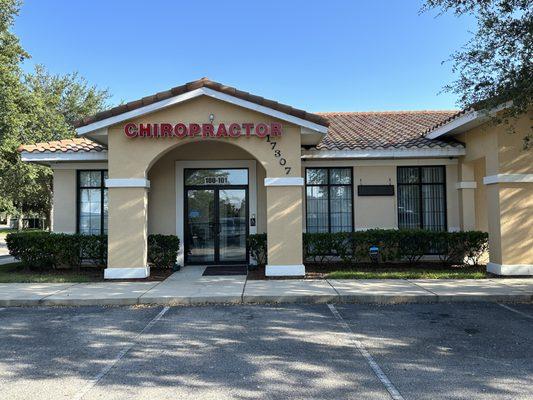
[487,262,533,276]
[265,182,304,277]
[266,264,305,277]
[104,267,150,279]
[107,185,149,279]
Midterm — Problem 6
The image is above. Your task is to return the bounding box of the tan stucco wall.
[147,141,267,235]
[106,95,302,270]
[473,158,488,232]
[52,169,77,233]
[302,159,460,231]
[266,186,302,265]
[458,111,533,267]
[107,187,148,268]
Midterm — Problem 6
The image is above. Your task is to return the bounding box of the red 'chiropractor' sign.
[124,122,283,138]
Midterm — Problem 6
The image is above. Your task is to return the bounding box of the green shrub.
[247,233,267,266]
[459,231,489,265]
[7,232,181,270]
[252,229,489,266]
[147,234,180,268]
[79,234,107,266]
[6,232,80,269]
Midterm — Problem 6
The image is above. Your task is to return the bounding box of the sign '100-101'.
[124,122,283,138]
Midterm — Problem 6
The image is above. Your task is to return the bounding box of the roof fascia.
[76,87,328,136]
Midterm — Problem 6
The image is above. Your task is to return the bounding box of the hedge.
[248,229,488,266]
[6,232,180,270]
[247,233,267,266]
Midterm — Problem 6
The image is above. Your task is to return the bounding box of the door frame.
[175,160,257,266]
[184,185,249,265]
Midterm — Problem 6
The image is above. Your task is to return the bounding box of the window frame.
[396,166,448,231]
[304,167,354,233]
[76,170,108,235]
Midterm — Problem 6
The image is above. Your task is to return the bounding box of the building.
[18,78,533,278]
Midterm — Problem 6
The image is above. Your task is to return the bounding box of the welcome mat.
[202,265,248,276]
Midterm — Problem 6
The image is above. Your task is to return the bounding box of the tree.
[423,0,532,148]
[0,0,30,220]
[0,0,110,227]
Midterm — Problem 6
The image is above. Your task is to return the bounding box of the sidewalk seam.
[38,283,83,304]
[405,279,440,298]
[137,279,168,304]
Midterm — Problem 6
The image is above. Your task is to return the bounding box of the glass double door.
[185,187,248,264]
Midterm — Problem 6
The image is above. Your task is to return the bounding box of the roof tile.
[74,78,330,129]
[316,110,463,150]
[18,138,106,154]
[20,111,464,156]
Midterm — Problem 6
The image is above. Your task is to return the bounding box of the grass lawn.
[324,265,486,279]
[0,262,102,283]
[246,263,488,280]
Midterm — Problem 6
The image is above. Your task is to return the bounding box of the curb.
[0,293,531,307]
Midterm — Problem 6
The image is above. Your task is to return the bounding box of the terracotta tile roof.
[315,110,464,150]
[19,111,464,155]
[423,109,472,135]
[75,77,330,129]
[17,138,106,153]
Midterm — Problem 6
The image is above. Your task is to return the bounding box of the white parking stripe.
[72,306,170,400]
[498,303,533,320]
[327,304,405,400]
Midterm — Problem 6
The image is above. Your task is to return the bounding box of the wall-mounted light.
[209,113,215,123]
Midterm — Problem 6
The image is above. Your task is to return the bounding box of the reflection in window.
[78,170,108,235]
[397,166,446,231]
[305,168,353,233]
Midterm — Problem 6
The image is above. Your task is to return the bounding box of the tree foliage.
[423,0,532,147]
[0,0,110,221]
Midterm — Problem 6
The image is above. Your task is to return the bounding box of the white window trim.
[456,181,477,189]
[20,151,108,163]
[175,160,257,266]
[105,178,151,188]
[483,174,533,185]
[264,177,304,186]
[302,147,465,159]
[76,87,328,136]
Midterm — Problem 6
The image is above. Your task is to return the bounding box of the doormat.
[202,265,248,276]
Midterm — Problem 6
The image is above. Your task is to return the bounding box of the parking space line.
[327,304,405,400]
[72,306,170,400]
[498,303,533,320]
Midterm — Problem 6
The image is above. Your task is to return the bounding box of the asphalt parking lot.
[0,303,531,400]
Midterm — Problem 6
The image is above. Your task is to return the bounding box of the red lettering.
[139,124,151,137]
[202,123,215,137]
[255,123,269,137]
[124,123,138,138]
[160,123,173,137]
[216,124,228,137]
[228,123,241,137]
[189,123,201,137]
[270,122,283,136]
[125,122,276,139]
[174,123,188,137]
[242,123,254,136]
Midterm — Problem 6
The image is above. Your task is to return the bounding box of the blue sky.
[14,0,475,112]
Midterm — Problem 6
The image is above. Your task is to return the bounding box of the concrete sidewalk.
[0,266,531,306]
